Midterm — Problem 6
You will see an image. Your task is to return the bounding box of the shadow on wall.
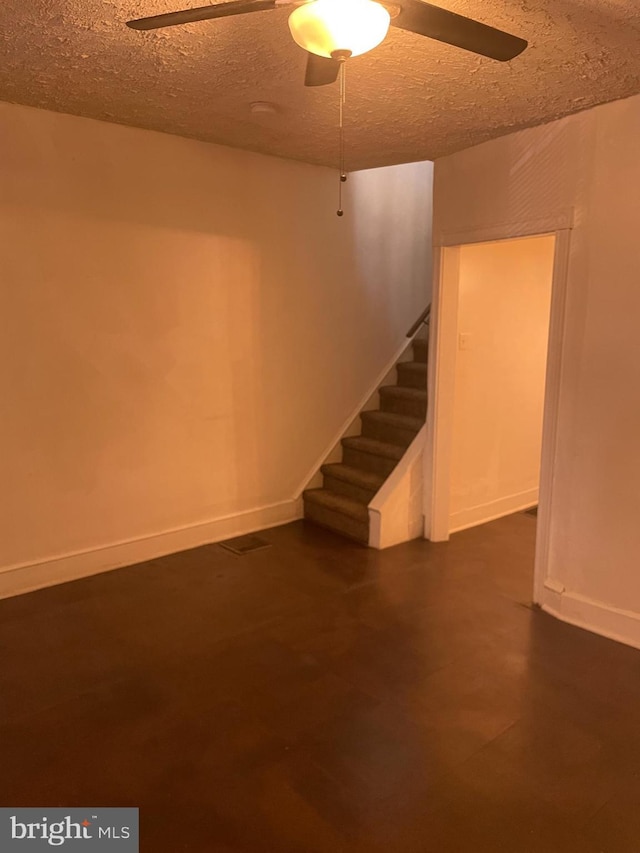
[349,162,434,336]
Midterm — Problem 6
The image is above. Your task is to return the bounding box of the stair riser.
[380,395,427,419]
[397,364,428,390]
[303,500,369,544]
[342,447,398,477]
[361,418,419,447]
[412,339,429,363]
[323,476,378,505]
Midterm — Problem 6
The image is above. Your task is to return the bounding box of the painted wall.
[433,92,640,648]
[369,427,426,550]
[0,101,433,593]
[449,236,555,532]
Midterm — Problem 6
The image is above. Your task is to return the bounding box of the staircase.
[303,334,428,544]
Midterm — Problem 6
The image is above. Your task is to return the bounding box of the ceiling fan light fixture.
[288,0,391,59]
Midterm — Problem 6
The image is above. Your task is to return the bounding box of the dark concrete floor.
[1,514,639,852]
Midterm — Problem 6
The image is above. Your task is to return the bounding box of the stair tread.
[379,385,428,401]
[361,410,424,431]
[321,463,385,490]
[398,361,428,373]
[342,436,405,461]
[303,489,370,522]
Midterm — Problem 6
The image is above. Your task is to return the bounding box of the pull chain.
[337,57,348,217]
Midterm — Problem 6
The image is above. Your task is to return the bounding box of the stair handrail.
[406,304,431,339]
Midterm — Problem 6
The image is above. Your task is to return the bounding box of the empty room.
[1,0,640,850]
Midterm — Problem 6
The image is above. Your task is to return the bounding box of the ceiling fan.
[126,0,528,88]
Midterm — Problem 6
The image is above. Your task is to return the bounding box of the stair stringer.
[294,338,416,498]
[368,425,426,549]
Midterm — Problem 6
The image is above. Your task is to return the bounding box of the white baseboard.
[449,488,538,534]
[0,499,303,600]
[541,583,640,651]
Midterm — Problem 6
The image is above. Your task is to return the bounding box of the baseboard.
[541,583,640,651]
[449,488,538,534]
[0,499,303,600]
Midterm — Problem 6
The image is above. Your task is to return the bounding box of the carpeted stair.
[303,334,428,544]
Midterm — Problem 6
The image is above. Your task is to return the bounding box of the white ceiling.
[1,0,640,170]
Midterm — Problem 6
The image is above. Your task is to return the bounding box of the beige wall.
[434,92,640,648]
[450,236,555,531]
[0,101,433,588]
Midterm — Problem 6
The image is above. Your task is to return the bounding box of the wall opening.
[435,234,556,536]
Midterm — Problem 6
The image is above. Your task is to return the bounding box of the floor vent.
[218,535,272,555]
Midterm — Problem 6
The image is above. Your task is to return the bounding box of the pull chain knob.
[333,50,351,217]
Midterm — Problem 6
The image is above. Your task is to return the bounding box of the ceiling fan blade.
[127,0,277,31]
[391,0,527,61]
[305,53,341,87]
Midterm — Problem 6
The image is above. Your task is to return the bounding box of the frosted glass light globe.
[288,0,391,59]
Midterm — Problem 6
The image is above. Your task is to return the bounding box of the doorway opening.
[427,233,557,543]
[449,235,555,532]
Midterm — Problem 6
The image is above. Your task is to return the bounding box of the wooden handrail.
[406,304,431,338]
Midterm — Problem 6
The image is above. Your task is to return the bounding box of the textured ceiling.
[1,0,640,169]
